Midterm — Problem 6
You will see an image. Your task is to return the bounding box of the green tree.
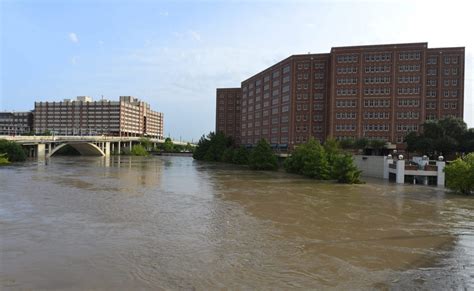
[139,137,152,150]
[445,153,474,195]
[193,134,211,160]
[369,139,387,156]
[323,138,341,179]
[332,153,362,184]
[203,132,231,161]
[185,143,195,153]
[354,138,369,150]
[405,117,471,157]
[233,146,249,165]
[459,128,474,153]
[0,140,27,162]
[339,138,355,150]
[163,137,175,152]
[248,139,278,170]
[221,147,235,163]
[284,138,329,179]
[438,117,467,142]
[0,153,10,165]
[130,144,149,156]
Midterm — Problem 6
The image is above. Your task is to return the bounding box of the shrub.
[163,138,175,153]
[284,138,362,184]
[0,153,10,165]
[139,137,152,150]
[233,146,249,165]
[445,153,474,195]
[332,153,362,184]
[284,138,329,179]
[130,144,149,156]
[221,148,235,163]
[339,138,355,149]
[0,139,27,162]
[248,139,278,170]
[193,132,233,162]
[193,135,211,160]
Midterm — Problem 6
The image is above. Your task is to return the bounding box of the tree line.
[405,117,474,158]
[120,137,195,156]
[0,139,27,164]
[192,132,362,184]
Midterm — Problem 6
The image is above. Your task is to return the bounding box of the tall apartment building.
[329,43,464,144]
[216,88,241,143]
[34,96,164,138]
[216,42,464,150]
[0,111,33,135]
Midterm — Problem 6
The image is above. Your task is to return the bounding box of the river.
[1,156,473,290]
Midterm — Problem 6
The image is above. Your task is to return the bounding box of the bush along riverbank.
[192,132,362,184]
[445,152,474,195]
[0,139,27,164]
[116,137,194,156]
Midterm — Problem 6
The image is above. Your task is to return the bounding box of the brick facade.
[217,42,465,150]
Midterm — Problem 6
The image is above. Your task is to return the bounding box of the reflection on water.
[0,156,473,289]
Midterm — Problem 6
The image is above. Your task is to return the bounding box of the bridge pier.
[37,143,46,159]
[104,142,110,157]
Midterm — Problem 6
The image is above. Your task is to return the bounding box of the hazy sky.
[1,0,473,141]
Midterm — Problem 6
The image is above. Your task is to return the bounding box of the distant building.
[0,111,34,135]
[216,42,465,150]
[34,96,164,138]
[216,88,241,144]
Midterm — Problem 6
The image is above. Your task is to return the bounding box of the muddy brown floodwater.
[0,156,473,290]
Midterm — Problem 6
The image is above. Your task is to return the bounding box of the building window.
[427,56,437,64]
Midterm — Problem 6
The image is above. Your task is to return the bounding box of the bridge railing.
[0,135,191,146]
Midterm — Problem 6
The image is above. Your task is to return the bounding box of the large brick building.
[34,96,164,138]
[216,42,465,150]
[216,88,242,144]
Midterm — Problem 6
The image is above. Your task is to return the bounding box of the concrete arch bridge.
[0,136,189,158]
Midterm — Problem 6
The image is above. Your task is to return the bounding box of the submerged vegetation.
[0,153,10,165]
[445,153,474,195]
[0,139,26,162]
[284,138,362,184]
[193,132,361,183]
[130,144,149,156]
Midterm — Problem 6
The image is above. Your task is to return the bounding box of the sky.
[1,0,473,142]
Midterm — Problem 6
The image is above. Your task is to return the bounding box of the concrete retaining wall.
[353,155,385,179]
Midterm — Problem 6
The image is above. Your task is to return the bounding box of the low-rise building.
[0,111,34,135]
[34,96,164,138]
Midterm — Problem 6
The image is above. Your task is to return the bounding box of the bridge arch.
[48,142,105,157]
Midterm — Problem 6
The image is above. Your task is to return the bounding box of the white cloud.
[188,30,201,41]
[69,32,79,43]
[71,56,78,64]
[160,11,169,16]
